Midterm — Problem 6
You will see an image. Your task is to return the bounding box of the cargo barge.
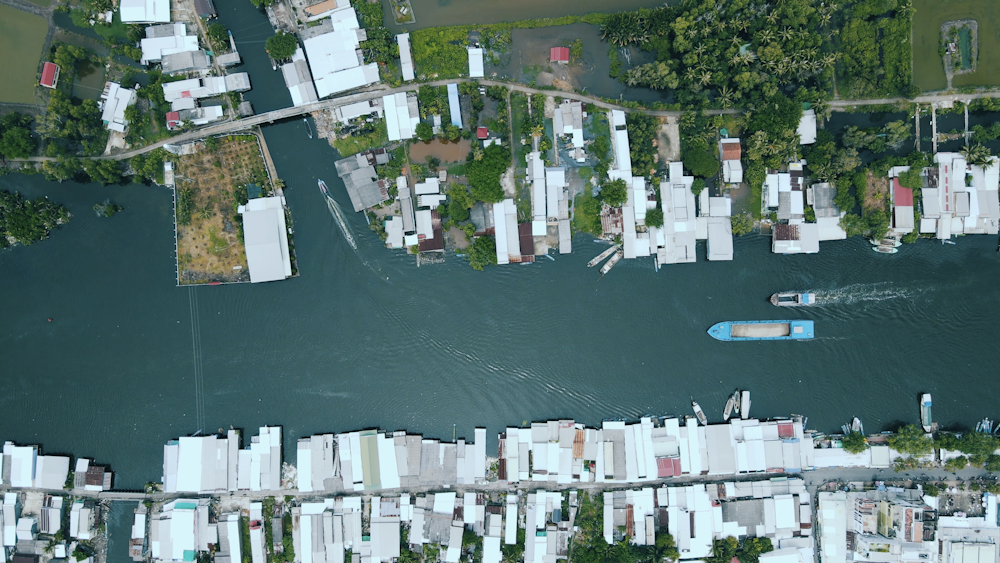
[708,320,815,341]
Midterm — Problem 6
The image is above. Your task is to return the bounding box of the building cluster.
[911,153,1000,240]
[384,176,446,252]
[161,427,283,493]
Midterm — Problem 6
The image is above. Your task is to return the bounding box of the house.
[398,33,414,81]
[706,197,733,261]
[335,99,382,123]
[150,499,212,563]
[69,500,95,540]
[280,48,319,107]
[527,151,546,234]
[100,82,136,133]
[162,433,237,493]
[807,182,847,241]
[303,9,380,98]
[447,83,462,128]
[720,138,743,184]
[550,47,569,64]
[552,100,584,154]
[165,106,225,130]
[335,150,390,211]
[302,0,348,21]
[655,162,697,265]
[239,197,293,283]
[772,222,819,254]
[492,199,520,264]
[468,47,484,78]
[40,62,59,89]
[161,74,249,111]
[120,0,169,23]
[39,496,63,534]
[34,455,71,489]
[140,23,198,64]
[193,0,216,18]
[74,459,112,491]
[798,108,817,145]
[383,92,418,141]
[3,493,20,547]
[477,126,488,140]
[921,153,999,239]
[888,171,914,237]
[161,50,211,74]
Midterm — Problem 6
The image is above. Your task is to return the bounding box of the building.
[3,493,20,547]
[492,199,520,264]
[39,496,63,534]
[720,138,743,184]
[468,47,484,78]
[447,83,462,128]
[120,0,169,23]
[235,427,282,491]
[921,153,1000,239]
[772,223,819,254]
[2,443,37,488]
[161,50,211,74]
[40,62,59,89]
[807,182,847,241]
[162,433,236,493]
[303,0,349,21]
[706,197,734,261]
[161,74,250,111]
[398,33,414,81]
[888,170,914,237]
[296,434,336,493]
[550,47,569,64]
[239,197,293,283]
[798,108,817,145]
[165,106,225,130]
[149,499,212,563]
[655,162,697,265]
[335,99,382,123]
[100,82,136,133]
[280,48,319,107]
[303,9,380,98]
[140,23,199,65]
[552,100,584,156]
[69,500,95,540]
[383,92,418,141]
[335,150,390,211]
[34,455,71,489]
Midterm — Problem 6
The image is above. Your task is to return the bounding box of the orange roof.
[304,0,344,16]
[722,141,741,161]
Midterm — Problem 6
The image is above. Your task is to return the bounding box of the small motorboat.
[692,400,707,426]
[733,389,741,415]
[770,292,816,306]
[851,417,863,434]
[874,245,898,254]
[740,390,751,420]
[723,395,735,421]
[942,239,956,245]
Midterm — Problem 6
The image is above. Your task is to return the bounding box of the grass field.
[0,6,49,105]
[913,0,1000,91]
[25,0,53,7]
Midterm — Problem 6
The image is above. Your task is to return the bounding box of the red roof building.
[893,178,914,206]
[40,62,59,89]
[476,126,488,139]
[165,111,181,130]
[550,47,570,63]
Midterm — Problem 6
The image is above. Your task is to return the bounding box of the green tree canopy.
[888,424,933,456]
[841,431,869,454]
[645,207,664,228]
[468,235,497,270]
[466,144,510,203]
[415,122,434,142]
[207,23,229,51]
[265,31,298,60]
[446,183,473,222]
[600,178,628,207]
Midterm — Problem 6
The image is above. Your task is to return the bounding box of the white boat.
[304,118,313,139]
[851,417,863,434]
[692,400,707,426]
[870,238,902,247]
[723,395,735,421]
[740,390,751,420]
[733,389,741,415]
[874,245,898,254]
[770,292,816,306]
[920,393,932,433]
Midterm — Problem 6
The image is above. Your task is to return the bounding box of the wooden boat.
[870,238,902,247]
[770,292,816,306]
[874,245,898,254]
[599,250,623,277]
[692,400,707,426]
[587,245,620,267]
[740,390,751,420]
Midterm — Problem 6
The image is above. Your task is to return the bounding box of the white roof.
[398,33,414,81]
[383,92,416,141]
[35,455,70,489]
[140,24,198,64]
[723,160,743,183]
[707,218,733,261]
[790,191,804,215]
[492,201,509,265]
[385,216,403,248]
[121,0,169,23]
[240,197,292,283]
[798,109,817,145]
[467,48,484,78]
[101,82,135,133]
[3,443,36,488]
[304,29,361,75]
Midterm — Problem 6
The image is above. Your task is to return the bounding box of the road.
[14,80,1000,165]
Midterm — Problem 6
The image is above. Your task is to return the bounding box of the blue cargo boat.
[708,320,814,341]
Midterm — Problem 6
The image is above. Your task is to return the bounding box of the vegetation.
[600,178,629,207]
[468,235,498,270]
[573,189,603,237]
[415,122,434,142]
[266,31,298,61]
[626,113,659,178]
[707,536,773,563]
[446,183,474,222]
[645,207,664,227]
[0,190,71,248]
[888,424,933,456]
[333,120,389,157]
[466,144,510,203]
[208,23,230,52]
[923,484,940,497]
[0,113,36,159]
[841,431,869,454]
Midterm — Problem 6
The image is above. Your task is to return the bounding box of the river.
[4,0,1000,492]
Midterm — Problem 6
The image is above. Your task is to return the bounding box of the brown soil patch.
[447,226,470,249]
[175,136,271,284]
[408,138,471,164]
[864,170,890,212]
[551,78,574,92]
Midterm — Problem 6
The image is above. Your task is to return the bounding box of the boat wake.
[321,189,358,251]
[805,282,921,305]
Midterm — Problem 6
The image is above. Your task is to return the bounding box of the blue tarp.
[447,83,462,128]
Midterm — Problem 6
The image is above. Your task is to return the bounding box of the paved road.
[828,91,1000,107]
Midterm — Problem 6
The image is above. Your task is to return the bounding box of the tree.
[841,431,869,454]
[207,23,229,51]
[415,122,434,142]
[249,0,274,8]
[683,147,719,178]
[961,143,993,168]
[731,213,754,236]
[443,124,461,142]
[447,184,473,222]
[645,207,664,228]
[888,424,933,456]
[691,178,706,196]
[0,126,34,159]
[265,31,297,61]
[600,178,628,207]
[468,235,497,270]
[466,144,509,203]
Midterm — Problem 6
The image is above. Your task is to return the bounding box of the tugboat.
[770,292,816,306]
[709,320,815,341]
[920,393,933,433]
[692,400,707,426]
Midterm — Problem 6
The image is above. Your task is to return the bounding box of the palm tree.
[780,27,795,41]
[698,70,713,86]
[730,35,743,48]
[694,44,708,57]
[718,86,734,108]
[765,10,778,23]
[819,12,832,26]
[961,143,994,168]
[758,29,775,43]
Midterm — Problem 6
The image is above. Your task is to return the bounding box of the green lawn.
[0,6,48,105]
[912,0,1000,91]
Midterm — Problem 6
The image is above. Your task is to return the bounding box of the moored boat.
[870,238,902,247]
[851,417,863,434]
[723,395,735,421]
[692,400,707,426]
[599,250,623,277]
[708,320,814,341]
[587,245,619,267]
[920,393,932,433]
[874,245,898,254]
[740,390,751,420]
[770,292,816,306]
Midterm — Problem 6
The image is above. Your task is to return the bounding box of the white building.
[798,108,817,145]
[921,153,1000,239]
[335,99,382,123]
[2,493,20,547]
[120,0,169,23]
[162,433,235,493]
[140,23,199,65]
[236,427,282,491]
[468,47,484,78]
[150,499,211,563]
[69,500,95,540]
[492,199,519,265]
[720,138,743,184]
[238,196,293,283]
[162,74,250,111]
[398,33,414,81]
[303,9,380,98]
[655,162,697,265]
[2,443,37,488]
[706,196,734,261]
[383,92,418,141]
[100,82,136,133]
[280,48,319,107]
[296,434,336,493]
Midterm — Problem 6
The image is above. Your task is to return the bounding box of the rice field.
[0,6,49,105]
[912,0,1000,91]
